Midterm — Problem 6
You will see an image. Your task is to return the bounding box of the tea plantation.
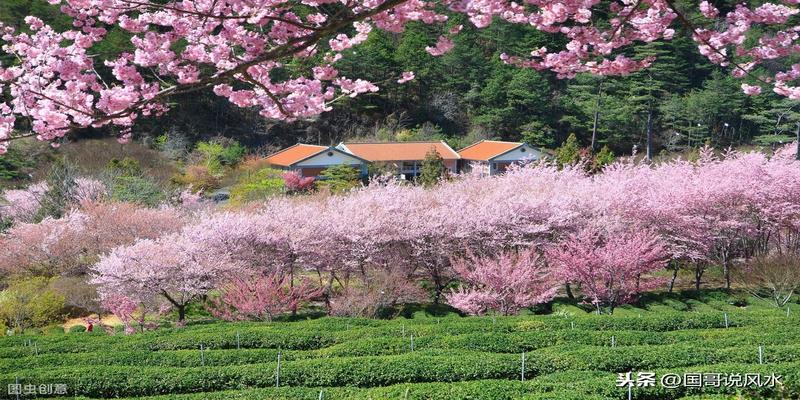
[2,291,799,399]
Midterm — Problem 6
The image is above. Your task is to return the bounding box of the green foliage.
[220,142,246,166]
[419,149,446,187]
[593,145,615,170]
[172,165,221,193]
[192,139,247,176]
[0,295,799,399]
[34,158,78,222]
[104,157,165,207]
[107,157,143,176]
[110,175,165,207]
[521,121,556,149]
[229,167,285,204]
[0,145,34,182]
[0,277,65,332]
[318,165,361,193]
[69,325,87,333]
[752,134,796,146]
[195,142,226,175]
[555,133,581,167]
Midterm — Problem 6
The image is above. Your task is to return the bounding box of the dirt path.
[62,314,123,331]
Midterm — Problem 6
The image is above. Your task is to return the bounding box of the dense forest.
[2,0,800,157]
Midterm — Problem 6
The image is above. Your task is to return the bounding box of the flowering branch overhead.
[2,0,800,153]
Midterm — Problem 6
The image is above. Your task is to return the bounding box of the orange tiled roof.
[458,140,522,161]
[266,144,327,167]
[341,141,459,161]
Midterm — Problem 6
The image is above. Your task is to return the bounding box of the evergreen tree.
[419,149,446,187]
[556,133,581,167]
[319,165,362,193]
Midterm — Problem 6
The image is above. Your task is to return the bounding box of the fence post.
[758,345,764,364]
[318,389,324,400]
[571,321,575,330]
[276,351,282,387]
[410,334,415,352]
[611,336,616,348]
[200,343,205,366]
[521,352,526,381]
[723,313,728,328]
[236,331,240,350]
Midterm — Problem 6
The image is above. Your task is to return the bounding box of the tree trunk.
[565,282,574,299]
[795,122,799,161]
[668,266,679,293]
[590,81,603,152]
[723,255,731,290]
[177,305,186,322]
[694,265,704,291]
[646,105,654,161]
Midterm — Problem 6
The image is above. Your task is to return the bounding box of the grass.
[1,290,798,399]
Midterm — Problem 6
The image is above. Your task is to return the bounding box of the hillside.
[1,0,799,157]
[2,291,798,399]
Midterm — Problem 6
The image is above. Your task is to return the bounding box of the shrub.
[556,133,581,167]
[330,268,427,318]
[229,167,285,204]
[69,325,87,333]
[107,157,144,176]
[317,165,361,193]
[446,249,559,316]
[173,164,221,193]
[737,252,800,307]
[220,141,247,167]
[43,325,65,335]
[419,149,446,187]
[208,272,322,322]
[0,277,65,330]
[282,171,315,193]
[110,175,165,207]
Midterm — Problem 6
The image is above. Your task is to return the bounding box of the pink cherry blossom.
[397,71,415,83]
[742,83,763,95]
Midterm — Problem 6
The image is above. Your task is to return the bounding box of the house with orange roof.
[336,141,460,179]
[457,140,545,175]
[265,144,368,178]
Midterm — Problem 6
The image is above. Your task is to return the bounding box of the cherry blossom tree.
[0,182,47,224]
[92,233,233,321]
[0,202,184,278]
[2,0,800,153]
[445,249,559,316]
[283,171,315,193]
[101,294,139,334]
[547,226,669,314]
[208,272,322,321]
[77,143,800,320]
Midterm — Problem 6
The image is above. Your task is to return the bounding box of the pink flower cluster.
[85,144,800,318]
[2,0,800,152]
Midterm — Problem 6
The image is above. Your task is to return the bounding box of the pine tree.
[625,40,692,159]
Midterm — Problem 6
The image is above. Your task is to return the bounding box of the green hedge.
[3,323,800,360]
[60,363,799,400]
[5,350,800,398]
